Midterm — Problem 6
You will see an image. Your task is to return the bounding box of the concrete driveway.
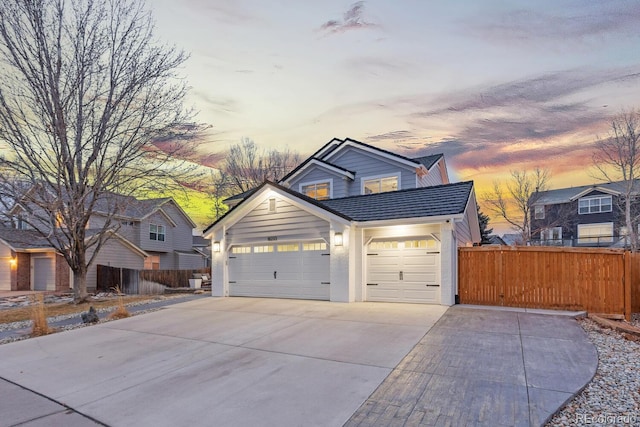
[0,297,447,427]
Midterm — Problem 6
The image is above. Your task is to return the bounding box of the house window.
[302,242,327,251]
[577,223,613,244]
[231,246,251,254]
[540,227,562,245]
[578,195,612,214]
[144,255,160,270]
[149,224,165,241]
[301,181,331,200]
[534,205,545,220]
[268,198,276,213]
[362,174,399,195]
[277,243,299,252]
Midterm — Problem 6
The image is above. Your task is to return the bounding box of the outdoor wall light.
[334,232,343,246]
[213,241,221,253]
[9,257,16,267]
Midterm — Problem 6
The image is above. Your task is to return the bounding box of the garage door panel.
[229,241,329,300]
[367,239,440,304]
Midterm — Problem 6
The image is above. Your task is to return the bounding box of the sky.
[150,0,640,232]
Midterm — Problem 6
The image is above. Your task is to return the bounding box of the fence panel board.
[458,246,626,314]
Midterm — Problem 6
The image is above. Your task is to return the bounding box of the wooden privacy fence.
[458,246,640,320]
[97,265,209,293]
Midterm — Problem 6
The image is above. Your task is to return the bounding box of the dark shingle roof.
[320,181,473,221]
[0,227,53,249]
[412,154,443,170]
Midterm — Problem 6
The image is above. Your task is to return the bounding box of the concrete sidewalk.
[345,306,598,426]
[0,299,597,427]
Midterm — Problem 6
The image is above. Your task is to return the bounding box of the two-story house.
[530,181,640,247]
[0,193,201,292]
[204,138,481,306]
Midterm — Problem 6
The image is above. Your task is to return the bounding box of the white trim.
[577,194,613,215]
[360,172,401,195]
[281,159,354,185]
[569,187,620,201]
[299,178,334,200]
[204,184,351,238]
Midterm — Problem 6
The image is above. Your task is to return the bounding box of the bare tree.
[592,109,640,251]
[482,168,550,244]
[0,0,200,301]
[223,138,301,194]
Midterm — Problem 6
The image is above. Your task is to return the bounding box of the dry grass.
[108,286,131,320]
[30,294,53,336]
[0,295,160,325]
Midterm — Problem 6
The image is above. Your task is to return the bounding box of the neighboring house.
[0,194,199,292]
[485,235,507,245]
[204,138,481,306]
[530,181,640,247]
[192,235,211,268]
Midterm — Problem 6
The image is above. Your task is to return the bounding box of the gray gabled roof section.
[320,181,474,222]
[533,179,640,205]
[412,154,443,170]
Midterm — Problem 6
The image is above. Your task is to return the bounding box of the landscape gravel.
[546,317,640,426]
[0,294,196,345]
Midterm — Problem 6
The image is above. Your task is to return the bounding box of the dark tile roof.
[320,181,474,221]
[224,188,259,202]
[412,154,443,170]
[204,180,475,233]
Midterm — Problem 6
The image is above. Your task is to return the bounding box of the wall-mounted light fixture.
[213,241,221,253]
[334,232,343,247]
[9,257,17,267]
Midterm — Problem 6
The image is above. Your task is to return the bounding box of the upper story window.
[534,205,545,219]
[301,181,331,200]
[578,195,612,214]
[362,174,399,195]
[149,224,165,241]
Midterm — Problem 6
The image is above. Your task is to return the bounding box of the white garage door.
[228,241,330,300]
[366,238,440,303]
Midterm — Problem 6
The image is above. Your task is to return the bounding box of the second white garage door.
[228,241,330,300]
[366,238,440,304]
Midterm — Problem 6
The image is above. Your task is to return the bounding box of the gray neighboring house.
[204,138,481,306]
[530,180,640,247]
[0,194,201,292]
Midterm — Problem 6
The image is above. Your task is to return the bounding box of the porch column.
[330,225,355,302]
[210,228,227,297]
[440,221,457,306]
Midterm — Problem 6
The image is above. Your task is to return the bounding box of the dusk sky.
[151,0,640,230]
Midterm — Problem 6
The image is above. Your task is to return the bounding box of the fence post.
[625,251,632,321]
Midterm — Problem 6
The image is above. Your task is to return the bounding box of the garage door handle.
[274,271,277,279]
[426,284,440,287]
[367,283,378,286]
[399,271,403,280]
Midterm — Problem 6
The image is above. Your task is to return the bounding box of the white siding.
[227,197,330,245]
[418,159,448,187]
[87,238,145,291]
[0,243,12,290]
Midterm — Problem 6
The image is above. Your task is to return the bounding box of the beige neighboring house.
[0,194,202,292]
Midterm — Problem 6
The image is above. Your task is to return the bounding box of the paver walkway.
[345,306,598,427]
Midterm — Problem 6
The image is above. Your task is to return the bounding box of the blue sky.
[152,0,640,195]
